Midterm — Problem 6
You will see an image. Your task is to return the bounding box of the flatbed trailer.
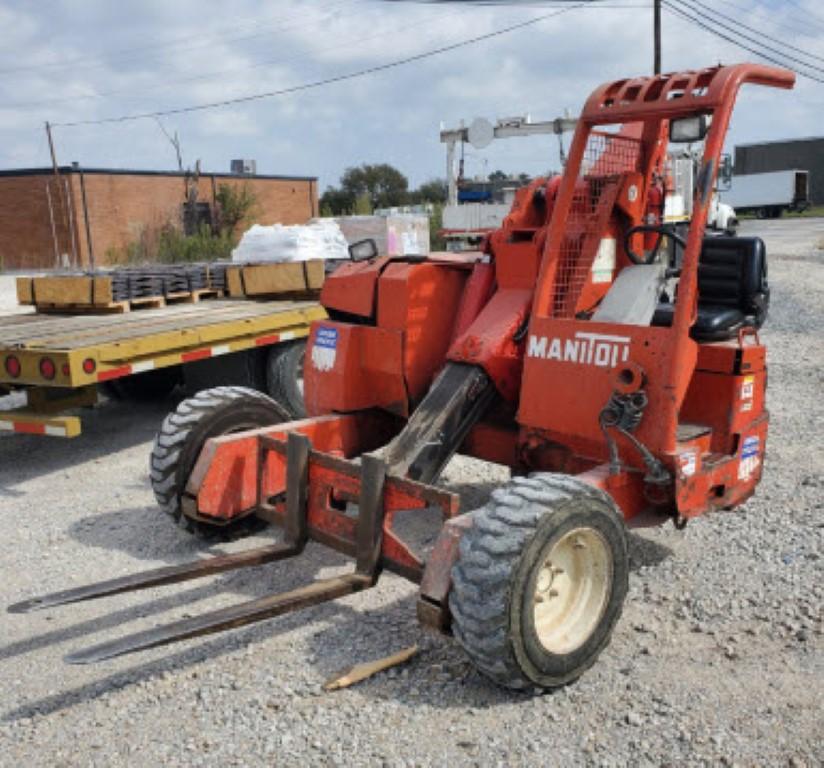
[0,298,325,437]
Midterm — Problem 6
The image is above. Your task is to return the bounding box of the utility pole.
[45,121,72,266]
[654,0,662,74]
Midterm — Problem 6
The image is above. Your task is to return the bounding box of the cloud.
[0,0,821,187]
[199,109,266,138]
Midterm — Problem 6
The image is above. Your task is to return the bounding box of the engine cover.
[305,259,471,417]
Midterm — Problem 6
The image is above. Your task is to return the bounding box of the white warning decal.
[738,435,760,480]
[679,451,697,477]
[740,376,754,412]
[311,326,338,372]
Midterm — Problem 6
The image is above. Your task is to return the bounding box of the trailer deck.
[0,298,325,436]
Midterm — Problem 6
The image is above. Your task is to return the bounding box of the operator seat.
[652,236,769,341]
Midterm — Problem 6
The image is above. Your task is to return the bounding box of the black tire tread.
[149,386,287,540]
[450,473,622,690]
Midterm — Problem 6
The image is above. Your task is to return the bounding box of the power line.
[686,0,824,65]
[715,0,824,41]
[721,0,824,37]
[0,0,356,77]
[662,2,824,84]
[378,0,594,4]
[782,0,824,31]
[51,5,584,128]
[673,0,824,75]
[5,3,474,111]
[5,2,645,112]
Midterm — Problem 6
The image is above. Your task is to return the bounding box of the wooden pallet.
[18,261,323,313]
[35,296,166,315]
[226,260,324,297]
[165,288,222,305]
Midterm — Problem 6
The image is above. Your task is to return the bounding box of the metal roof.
[0,166,316,182]
[735,136,824,150]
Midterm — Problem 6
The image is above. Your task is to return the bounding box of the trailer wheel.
[450,473,629,691]
[266,340,306,418]
[150,386,290,540]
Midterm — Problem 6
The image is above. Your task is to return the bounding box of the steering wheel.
[624,224,687,265]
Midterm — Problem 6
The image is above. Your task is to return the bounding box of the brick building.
[0,166,318,271]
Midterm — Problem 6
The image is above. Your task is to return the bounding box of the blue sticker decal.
[738,435,760,479]
[316,327,338,349]
[741,436,759,458]
[312,327,339,372]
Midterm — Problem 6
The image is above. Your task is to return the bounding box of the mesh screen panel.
[552,129,643,318]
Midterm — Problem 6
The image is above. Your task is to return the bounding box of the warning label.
[738,435,760,480]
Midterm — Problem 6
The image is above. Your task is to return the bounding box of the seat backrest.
[697,236,767,316]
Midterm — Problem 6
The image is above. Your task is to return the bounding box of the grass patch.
[784,205,824,219]
[106,182,258,265]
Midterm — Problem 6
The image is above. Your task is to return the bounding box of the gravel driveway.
[0,221,821,767]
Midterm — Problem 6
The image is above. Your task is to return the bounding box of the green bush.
[111,182,259,265]
[214,183,259,236]
[429,203,446,251]
[156,224,234,264]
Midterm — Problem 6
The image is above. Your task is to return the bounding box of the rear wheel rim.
[532,527,612,655]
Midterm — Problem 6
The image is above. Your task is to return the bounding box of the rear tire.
[266,340,306,418]
[149,386,290,540]
[450,473,629,691]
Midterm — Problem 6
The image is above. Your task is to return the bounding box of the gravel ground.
[0,220,822,767]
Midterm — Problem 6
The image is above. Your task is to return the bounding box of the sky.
[0,0,821,190]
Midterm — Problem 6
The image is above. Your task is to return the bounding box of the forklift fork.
[9,433,390,664]
[9,364,486,664]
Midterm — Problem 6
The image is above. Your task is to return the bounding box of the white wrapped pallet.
[231,220,350,263]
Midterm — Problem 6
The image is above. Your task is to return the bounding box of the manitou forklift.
[12,63,792,691]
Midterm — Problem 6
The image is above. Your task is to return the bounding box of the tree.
[320,186,354,216]
[340,163,409,211]
[215,183,258,237]
[320,163,410,215]
[353,193,372,215]
[412,178,447,204]
[488,169,508,182]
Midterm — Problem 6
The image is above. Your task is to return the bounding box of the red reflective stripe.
[255,334,281,347]
[15,422,46,435]
[181,348,212,363]
[97,365,132,382]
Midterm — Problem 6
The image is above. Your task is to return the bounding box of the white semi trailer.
[721,169,810,218]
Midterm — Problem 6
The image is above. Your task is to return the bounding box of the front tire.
[149,386,290,539]
[450,474,629,690]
